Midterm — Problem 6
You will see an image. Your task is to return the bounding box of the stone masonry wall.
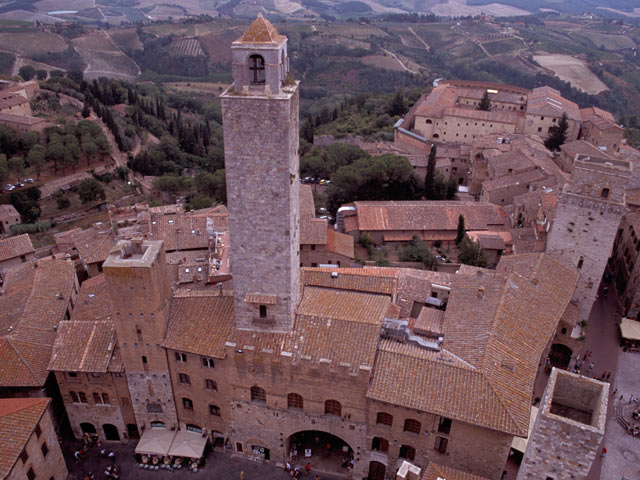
[221,86,300,332]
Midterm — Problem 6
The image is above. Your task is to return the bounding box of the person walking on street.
[589,362,594,371]
[606,372,611,380]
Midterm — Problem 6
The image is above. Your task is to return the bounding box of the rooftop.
[0,398,49,479]
[0,234,34,263]
[233,13,286,45]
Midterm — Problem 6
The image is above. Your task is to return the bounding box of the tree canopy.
[399,235,437,270]
[544,112,569,152]
[477,91,492,111]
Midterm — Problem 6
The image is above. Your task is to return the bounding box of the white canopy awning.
[620,317,640,341]
[135,428,176,456]
[168,430,207,459]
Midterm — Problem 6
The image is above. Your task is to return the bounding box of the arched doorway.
[549,343,573,369]
[287,430,353,474]
[80,423,96,435]
[102,424,120,441]
[368,461,386,480]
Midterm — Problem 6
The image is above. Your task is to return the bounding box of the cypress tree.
[424,144,437,200]
[477,91,491,111]
[456,214,465,245]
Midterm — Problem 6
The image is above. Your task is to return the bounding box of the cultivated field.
[0,31,67,56]
[199,29,239,63]
[361,54,407,72]
[581,32,636,50]
[72,31,140,80]
[168,37,205,56]
[107,28,143,51]
[533,54,609,95]
[148,5,187,20]
[431,0,530,17]
[34,0,94,12]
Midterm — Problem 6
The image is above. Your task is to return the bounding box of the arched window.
[249,55,265,85]
[371,437,389,452]
[324,399,341,417]
[209,404,221,416]
[251,386,266,404]
[403,418,421,434]
[287,393,303,410]
[182,397,193,410]
[70,391,79,403]
[432,134,440,139]
[577,256,584,269]
[179,373,191,385]
[601,188,609,199]
[205,379,217,391]
[376,412,393,426]
[78,392,87,404]
[102,393,110,405]
[426,119,433,124]
[399,444,416,460]
[93,392,101,404]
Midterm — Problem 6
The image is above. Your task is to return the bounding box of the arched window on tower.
[249,55,265,85]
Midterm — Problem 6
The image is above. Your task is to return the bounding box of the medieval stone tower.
[517,368,607,480]
[103,238,177,430]
[220,14,300,332]
[547,155,631,327]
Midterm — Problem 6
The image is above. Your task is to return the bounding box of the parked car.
[15,182,24,188]
[3,184,15,191]
[24,178,34,184]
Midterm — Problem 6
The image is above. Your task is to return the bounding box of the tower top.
[234,13,286,45]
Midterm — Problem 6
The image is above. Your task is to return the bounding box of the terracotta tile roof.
[0,234,34,262]
[580,106,614,123]
[49,321,119,372]
[299,184,316,218]
[234,13,286,44]
[444,106,521,124]
[298,286,391,325]
[0,263,35,335]
[371,254,578,436]
[414,307,445,337]
[481,169,548,191]
[326,229,354,258]
[0,397,49,479]
[0,204,18,217]
[302,267,398,296]
[244,293,278,305]
[70,275,112,322]
[74,229,115,265]
[300,218,328,245]
[162,294,234,359]
[0,112,44,125]
[0,93,28,110]
[0,258,76,387]
[527,86,580,121]
[149,214,209,251]
[422,462,489,480]
[561,140,611,160]
[348,201,507,233]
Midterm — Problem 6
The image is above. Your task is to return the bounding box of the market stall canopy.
[135,428,176,456]
[511,406,539,454]
[168,430,207,459]
[620,317,640,341]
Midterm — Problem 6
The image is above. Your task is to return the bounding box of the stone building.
[220,13,300,332]
[516,368,607,480]
[0,398,68,480]
[547,156,632,332]
[611,213,640,318]
[579,106,624,155]
[0,204,20,235]
[103,238,178,432]
[0,233,35,274]
[395,81,581,148]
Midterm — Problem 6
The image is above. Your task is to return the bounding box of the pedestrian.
[589,362,594,370]
[630,394,635,405]
[606,372,611,380]
[620,394,624,402]
[612,388,618,397]
[601,372,606,380]
[601,447,607,457]
[74,450,81,463]
[305,462,311,475]
[240,471,245,480]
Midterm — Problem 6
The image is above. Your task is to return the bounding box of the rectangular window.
[438,417,452,435]
[41,442,49,458]
[202,358,215,368]
[35,424,41,438]
[434,436,448,454]
[175,352,187,363]
[236,442,243,453]
[142,356,148,371]
[67,372,78,378]
[259,305,267,318]
[20,450,28,464]
[209,405,221,416]
[182,398,193,410]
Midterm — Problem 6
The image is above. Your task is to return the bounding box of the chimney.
[131,237,144,254]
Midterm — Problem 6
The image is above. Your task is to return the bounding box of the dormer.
[231,13,289,95]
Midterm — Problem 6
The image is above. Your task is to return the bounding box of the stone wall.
[221,85,301,332]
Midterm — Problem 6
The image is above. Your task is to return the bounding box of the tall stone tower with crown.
[220,14,300,332]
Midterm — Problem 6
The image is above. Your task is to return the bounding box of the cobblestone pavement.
[600,351,640,480]
[63,441,349,480]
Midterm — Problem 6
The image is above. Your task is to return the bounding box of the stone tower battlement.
[221,15,300,333]
[517,368,607,480]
